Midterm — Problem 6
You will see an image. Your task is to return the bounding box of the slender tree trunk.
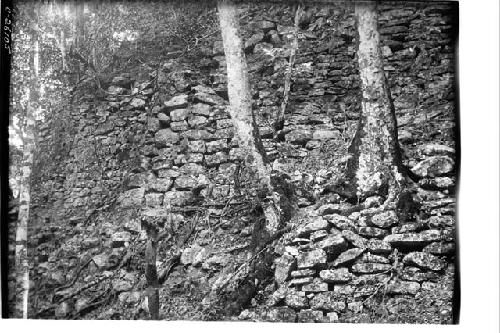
[15,20,40,318]
[217,0,281,235]
[60,29,67,70]
[345,1,403,200]
[73,1,85,49]
[275,4,302,132]
[73,1,85,81]
[144,224,159,320]
[14,98,34,319]
[91,44,97,71]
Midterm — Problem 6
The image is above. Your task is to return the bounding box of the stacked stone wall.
[31,0,457,258]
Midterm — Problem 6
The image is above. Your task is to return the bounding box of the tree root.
[54,257,93,292]
[362,249,400,305]
[330,169,420,221]
[35,235,143,318]
[158,255,181,285]
[35,275,111,318]
[201,224,293,318]
[158,213,199,285]
[70,286,113,319]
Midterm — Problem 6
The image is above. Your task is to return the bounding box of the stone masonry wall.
[30,0,457,274]
[21,1,458,321]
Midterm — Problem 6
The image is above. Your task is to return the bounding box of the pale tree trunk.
[14,97,34,319]
[15,20,40,319]
[343,1,404,202]
[144,223,159,320]
[91,44,97,71]
[217,0,281,235]
[60,29,67,70]
[275,4,302,131]
[73,1,85,49]
[73,1,85,81]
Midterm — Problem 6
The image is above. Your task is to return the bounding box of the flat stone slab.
[155,129,180,147]
[314,234,347,255]
[157,113,170,125]
[411,155,454,177]
[401,266,440,282]
[359,253,390,264]
[298,309,324,323]
[193,92,226,106]
[342,230,368,248]
[419,177,455,190]
[170,108,190,122]
[108,86,126,95]
[333,285,355,296]
[366,239,392,254]
[352,274,387,285]
[174,175,199,189]
[296,216,328,237]
[190,103,211,116]
[297,249,327,269]
[285,129,313,145]
[92,253,113,269]
[144,192,163,207]
[130,98,146,109]
[182,129,211,140]
[348,302,364,313]
[310,230,328,241]
[332,248,365,267]
[427,215,455,228]
[265,307,297,322]
[285,290,308,309]
[324,214,357,231]
[284,246,299,256]
[164,94,188,110]
[302,278,328,293]
[391,222,425,234]
[118,188,145,207]
[370,210,399,228]
[312,129,341,140]
[351,263,392,274]
[290,269,316,278]
[319,268,352,283]
[310,292,347,311]
[288,277,314,286]
[357,226,389,239]
[386,280,421,295]
[354,284,379,298]
[290,237,311,245]
[191,84,216,95]
[403,251,446,271]
[111,231,132,248]
[317,204,345,216]
[420,143,455,157]
[383,230,442,250]
[324,312,339,323]
[423,242,455,256]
